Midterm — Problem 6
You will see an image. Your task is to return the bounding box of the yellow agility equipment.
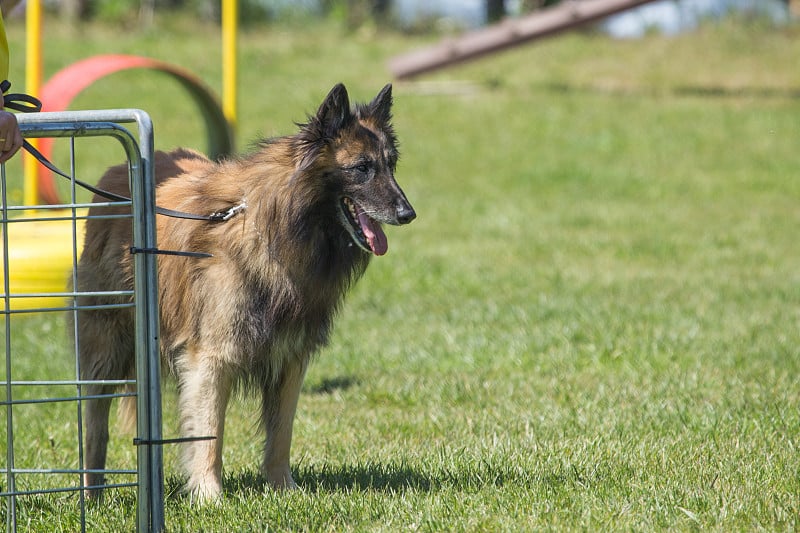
[0,210,85,311]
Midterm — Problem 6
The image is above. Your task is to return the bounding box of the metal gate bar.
[1,110,163,532]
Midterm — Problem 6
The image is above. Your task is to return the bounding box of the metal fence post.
[129,110,165,533]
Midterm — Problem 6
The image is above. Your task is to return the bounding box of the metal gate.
[0,110,163,532]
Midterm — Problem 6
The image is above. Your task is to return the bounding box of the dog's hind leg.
[82,382,113,499]
[178,355,233,503]
[261,358,308,490]
[76,309,134,501]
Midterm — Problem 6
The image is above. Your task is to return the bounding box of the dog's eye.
[346,161,373,182]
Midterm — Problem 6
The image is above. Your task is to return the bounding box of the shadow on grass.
[168,458,591,501]
[296,462,434,492]
[217,463,433,496]
[541,81,800,99]
[221,458,552,496]
[304,375,360,395]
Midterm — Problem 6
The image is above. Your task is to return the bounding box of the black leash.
[1,80,244,224]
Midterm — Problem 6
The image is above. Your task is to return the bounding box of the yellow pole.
[222,0,237,138]
[24,0,42,206]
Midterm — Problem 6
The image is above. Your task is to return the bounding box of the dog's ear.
[294,84,352,169]
[316,83,352,136]
[368,83,393,125]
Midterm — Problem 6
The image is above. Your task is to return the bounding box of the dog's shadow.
[219,462,436,496]
[214,461,588,499]
[304,375,359,395]
[299,464,432,492]
[166,454,562,501]
[164,464,433,501]
[218,455,544,496]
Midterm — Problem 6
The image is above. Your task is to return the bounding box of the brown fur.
[73,84,415,502]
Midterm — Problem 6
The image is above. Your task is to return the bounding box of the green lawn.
[2,13,800,531]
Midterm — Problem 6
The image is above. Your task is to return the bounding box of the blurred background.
[1,0,799,529]
[3,0,793,32]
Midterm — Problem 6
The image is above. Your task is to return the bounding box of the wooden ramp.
[388,0,661,79]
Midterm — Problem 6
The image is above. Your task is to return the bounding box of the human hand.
[0,109,23,164]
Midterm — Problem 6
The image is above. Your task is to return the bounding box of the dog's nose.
[396,204,416,225]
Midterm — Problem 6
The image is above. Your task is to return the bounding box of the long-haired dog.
[73,83,415,501]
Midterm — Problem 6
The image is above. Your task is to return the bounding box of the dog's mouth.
[340,197,388,256]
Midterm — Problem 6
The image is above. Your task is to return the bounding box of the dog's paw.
[82,473,106,503]
[82,487,105,503]
[185,475,223,504]
[263,466,297,491]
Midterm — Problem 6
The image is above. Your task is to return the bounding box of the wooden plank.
[388,0,660,79]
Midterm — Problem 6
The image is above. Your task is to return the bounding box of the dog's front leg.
[261,358,307,490]
[178,356,233,503]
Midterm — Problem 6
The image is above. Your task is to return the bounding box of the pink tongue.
[357,211,388,256]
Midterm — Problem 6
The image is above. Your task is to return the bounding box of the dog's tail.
[117,385,137,434]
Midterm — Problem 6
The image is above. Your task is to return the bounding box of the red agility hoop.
[36,54,233,204]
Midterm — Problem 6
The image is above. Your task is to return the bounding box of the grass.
[2,13,800,531]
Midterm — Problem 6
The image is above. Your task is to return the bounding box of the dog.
[72,83,415,501]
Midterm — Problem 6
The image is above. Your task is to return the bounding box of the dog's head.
[296,83,416,256]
